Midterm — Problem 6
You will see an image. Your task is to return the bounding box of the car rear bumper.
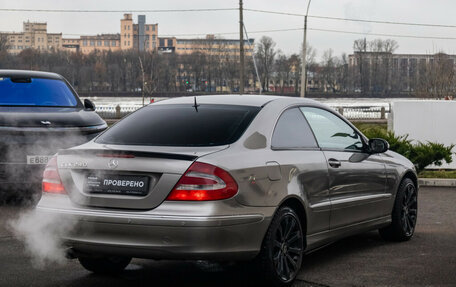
[36,197,274,261]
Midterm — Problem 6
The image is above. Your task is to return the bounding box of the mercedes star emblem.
[108,159,119,169]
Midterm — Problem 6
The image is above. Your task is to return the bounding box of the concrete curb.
[418,178,456,187]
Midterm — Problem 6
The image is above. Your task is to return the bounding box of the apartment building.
[1,21,62,54]
[60,14,158,54]
[348,51,456,92]
[120,14,158,51]
[2,16,251,57]
[61,38,81,53]
[348,52,456,69]
[162,34,254,57]
[158,37,177,53]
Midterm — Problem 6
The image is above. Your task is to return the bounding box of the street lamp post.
[300,0,312,98]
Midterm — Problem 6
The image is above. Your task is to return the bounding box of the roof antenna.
[192,96,200,112]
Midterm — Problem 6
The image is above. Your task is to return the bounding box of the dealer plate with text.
[27,155,53,165]
[85,174,150,196]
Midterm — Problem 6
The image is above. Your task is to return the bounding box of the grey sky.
[1,0,456,60]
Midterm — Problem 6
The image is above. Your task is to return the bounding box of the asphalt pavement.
[0,187,455,287]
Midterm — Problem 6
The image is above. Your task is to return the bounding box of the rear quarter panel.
[198,99,332,235]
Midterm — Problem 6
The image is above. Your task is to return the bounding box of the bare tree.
[320,49,338,92]
[0,34,10,52]
[416,53,455,98]
[275,52,292,94]
[286,54,301,95]
[383,39,399,53]
[353,38,368,93]
[256,36,276,92]
[337,53,349,92]
[351,38,399,94]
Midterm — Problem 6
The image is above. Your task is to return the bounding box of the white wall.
[391,100,456,169]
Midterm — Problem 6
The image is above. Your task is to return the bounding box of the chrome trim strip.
[331,193,391,206]
[310,194,391,209]
[310,201,331,209]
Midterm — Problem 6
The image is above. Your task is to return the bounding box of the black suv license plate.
[85,174,150,196]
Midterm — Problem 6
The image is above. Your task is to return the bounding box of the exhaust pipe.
[65,247,77,259]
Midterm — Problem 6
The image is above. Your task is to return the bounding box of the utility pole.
[239,0,245,94]
[243,24,262,95]
[301,0,312,98]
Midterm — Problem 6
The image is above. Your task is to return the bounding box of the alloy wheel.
[272,214,303,282]
[401,183,417,236]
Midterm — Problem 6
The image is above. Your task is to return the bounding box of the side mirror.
[84,99,96,111]
[368,138,389,154]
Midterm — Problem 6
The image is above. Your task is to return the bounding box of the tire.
[256,206,304,287]
[379,178,418,241]
[78,256,131,274]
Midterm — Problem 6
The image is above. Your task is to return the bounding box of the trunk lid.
[56,144,228,210]
[0,106,104,128]
[0,107,106,164]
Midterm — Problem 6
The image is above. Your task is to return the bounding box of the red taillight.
[166,162,238,201]
[42,156,66,194]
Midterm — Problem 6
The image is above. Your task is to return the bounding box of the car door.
[270,107,331,236]
[300,107,388,229]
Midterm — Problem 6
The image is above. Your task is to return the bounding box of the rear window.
[96,104,261,147]
[0,77,78,107]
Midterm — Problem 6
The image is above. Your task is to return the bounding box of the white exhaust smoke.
[8,209,77,268]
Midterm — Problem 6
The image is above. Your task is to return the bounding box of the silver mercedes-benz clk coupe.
[36,95,418,286]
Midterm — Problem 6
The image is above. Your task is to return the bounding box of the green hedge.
[360,127,454,173]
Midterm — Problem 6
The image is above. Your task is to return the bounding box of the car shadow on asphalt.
[301,231,388,269]
[64,260,270,287]
[63,232,391,287]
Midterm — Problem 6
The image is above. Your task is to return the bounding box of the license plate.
[84,174,150,196]
[27,155,53,165]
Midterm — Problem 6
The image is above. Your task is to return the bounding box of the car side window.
[300,107,363,151]
[272,108,318,149]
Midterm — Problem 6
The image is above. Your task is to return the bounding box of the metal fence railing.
[96,105,143,119]
[328,105,390,120]
[95,104,390,121]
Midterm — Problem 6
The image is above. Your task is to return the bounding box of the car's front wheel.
[257,206,304,287]
[78,256,131,274]
[379,177,418,241]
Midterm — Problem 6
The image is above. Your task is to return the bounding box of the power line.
[63,27,456,40]
[244,8,456,29]
[0,8,237,13]
[245,8,304,17]
[3,6,456,29]
[309,28,456,40]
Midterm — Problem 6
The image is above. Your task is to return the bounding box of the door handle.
[328,158,341,168]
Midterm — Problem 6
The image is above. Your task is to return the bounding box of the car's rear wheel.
[257,206,304,287]
[379,178,418,241]
[78,256,131,274]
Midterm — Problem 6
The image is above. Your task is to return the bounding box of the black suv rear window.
[0,77,78,107]
[96,104,260,147]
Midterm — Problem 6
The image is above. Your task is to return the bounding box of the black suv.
[0,70,107,203]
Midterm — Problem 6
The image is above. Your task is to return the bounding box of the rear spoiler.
[58,149,198,161]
